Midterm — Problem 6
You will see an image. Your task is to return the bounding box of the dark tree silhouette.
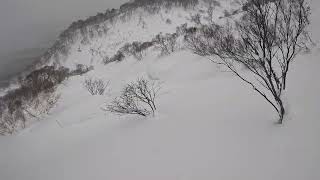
[106,78,160,117]
[187,0,311,124]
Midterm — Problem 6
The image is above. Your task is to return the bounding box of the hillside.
[36,0,233,68]
[0,0,320,179]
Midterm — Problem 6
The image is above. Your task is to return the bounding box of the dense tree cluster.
[120,0,199,12]
[0,66,70,135]
[0,64,93,135]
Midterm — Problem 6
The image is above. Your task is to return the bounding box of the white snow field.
[1,0,320,180]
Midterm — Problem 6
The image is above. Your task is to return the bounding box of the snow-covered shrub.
[121,41,154,60]
[106,78,160,117]
[84,78,109,95]
[153,33,178,56]
[109,51,125,63]
[70,64,93,76]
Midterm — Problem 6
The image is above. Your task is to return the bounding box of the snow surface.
[0,0,320,180]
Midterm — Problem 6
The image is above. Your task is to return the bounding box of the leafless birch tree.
[187,0,311,124]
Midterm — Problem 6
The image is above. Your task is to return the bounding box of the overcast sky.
[0,0,127,54]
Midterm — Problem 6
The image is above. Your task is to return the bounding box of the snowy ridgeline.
[0,0,320,180]
[41,0,236,68]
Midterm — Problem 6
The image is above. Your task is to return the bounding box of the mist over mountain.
[0,0,127,87]
[0,48,46,88]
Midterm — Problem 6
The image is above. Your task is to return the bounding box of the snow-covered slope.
[0,0,320,180]
[1,49,320,180]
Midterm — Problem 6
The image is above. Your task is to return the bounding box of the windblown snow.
[0,0,320,180]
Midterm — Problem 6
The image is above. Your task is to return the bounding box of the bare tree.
[187,0,310,124]
[84,78,109,95]
[107,86,150,117]
[129,78,159,115]
[106,78,160,117]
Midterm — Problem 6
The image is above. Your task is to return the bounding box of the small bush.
[70,64,93,76]
[84,78,109,95]
[106,78,160,117]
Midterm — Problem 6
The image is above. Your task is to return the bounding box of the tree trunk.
[283,73,288,90]
[278,100,285,124]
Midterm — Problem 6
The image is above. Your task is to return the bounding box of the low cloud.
[0,0,127,54]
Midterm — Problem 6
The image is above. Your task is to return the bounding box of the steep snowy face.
[40,0,239,69]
